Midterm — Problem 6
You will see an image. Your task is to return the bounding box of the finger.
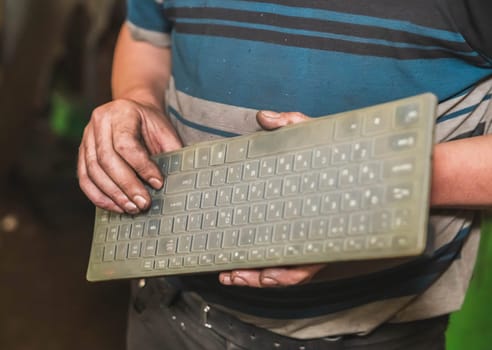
[256,110,311,130]
[93,115,153,211]
[231,270,263,287]
[78,138,124,213]
[84,124,142,214]
[259,264,326,287]
[218,270,262,287]
[113,123,164,190]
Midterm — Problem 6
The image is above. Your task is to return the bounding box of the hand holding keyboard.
[87,94,436,281]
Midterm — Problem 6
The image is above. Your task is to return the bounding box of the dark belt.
[135,278,448,350]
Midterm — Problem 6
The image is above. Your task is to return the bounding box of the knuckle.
[86,159,100,176]
[113,138,133,155]
[289,111,307,120]
[96,150,114,170]
[92,197,108,208]
[133,160,151,175]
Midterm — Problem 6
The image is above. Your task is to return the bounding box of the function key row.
[156,101,421,175]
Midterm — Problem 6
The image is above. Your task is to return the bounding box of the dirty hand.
[77,98,182,214]
[219,110,326,287]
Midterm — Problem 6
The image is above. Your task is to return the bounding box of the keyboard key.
[232,250,248,262]
[276,154,294,174]
[312,146,330,168]
[217,208,233,227]
[363,110,390,135]
[226,139,249,162]
[210,143,226,165]
[207,232,223,250]
[201,190,217,208]
[215,252,231,264]
[163,194,186,213]
[188,213,203,231]
[182,149,195,170]
[249,248,265,261]
[159,217,173,235]
[267,201,284,220]
[335,113,360,139]
[248,181,266,201]
[232,184,249,203]
[172,215,188,233]
[233,206,250,225]
[243,160,260,180]
[177,235,192,253]
[227,164,243,183]
[118,224,131,240]
[147,219,160,236]
[184,256,199,267]
[165,173,196,193]
[158,156,171,175]
[260,157,276,177]
[107,226,118,242]
[157,238,176,256]
[310,218,329,239]
[143,239,157,257]
[395,103,420,127]
[291,220,309,241]
[217,187,233,205]
[196,147,211,168]
[103,244,116,262]
[239,228,256,246]
[332,144,351,164]
[191,233,208,252]
[202,210,218,229]
[128,241,142,258]
[186,192,202,210]
[255,225,273,244]
[197,170,212,188]
[294,150,312,171]
[212,167,227,186]
[265,178,282,199]
[94,227,107,244]
[222,229,239,248]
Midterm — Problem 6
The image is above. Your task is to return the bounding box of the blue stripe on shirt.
[164,0,466,43]
[171,34,491,115]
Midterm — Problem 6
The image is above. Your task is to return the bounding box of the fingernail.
[133,195,147,209]
[261,110,279,119]
[261,277,279,286]
[149,177,163,189]
[221,274,232,285]
[124,202,139,214]
[231,276,248,286]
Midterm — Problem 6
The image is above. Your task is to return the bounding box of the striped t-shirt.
[127,0,492,338]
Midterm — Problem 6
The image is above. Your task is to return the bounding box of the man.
[78,1,492,349]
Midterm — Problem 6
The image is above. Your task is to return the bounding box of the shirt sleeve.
[449,0,492,61]
[126,0,172,47]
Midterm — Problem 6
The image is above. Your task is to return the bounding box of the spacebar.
[248,118,333,158]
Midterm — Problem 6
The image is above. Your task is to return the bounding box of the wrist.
[114,86,165,112]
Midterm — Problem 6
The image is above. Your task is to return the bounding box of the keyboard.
[87,93,437,281]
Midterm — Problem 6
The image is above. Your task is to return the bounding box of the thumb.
[256,110,311,130]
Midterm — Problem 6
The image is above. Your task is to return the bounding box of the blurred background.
[0,1,490,349]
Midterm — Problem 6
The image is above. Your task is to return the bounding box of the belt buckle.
[324,335,342,342]
[201,304,213,329]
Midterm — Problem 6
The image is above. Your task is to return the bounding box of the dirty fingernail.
[261,110,279,119]
[149,177,163,189]
[124,202,139,214]
[221,274,232,285]
[133,195,148,209]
